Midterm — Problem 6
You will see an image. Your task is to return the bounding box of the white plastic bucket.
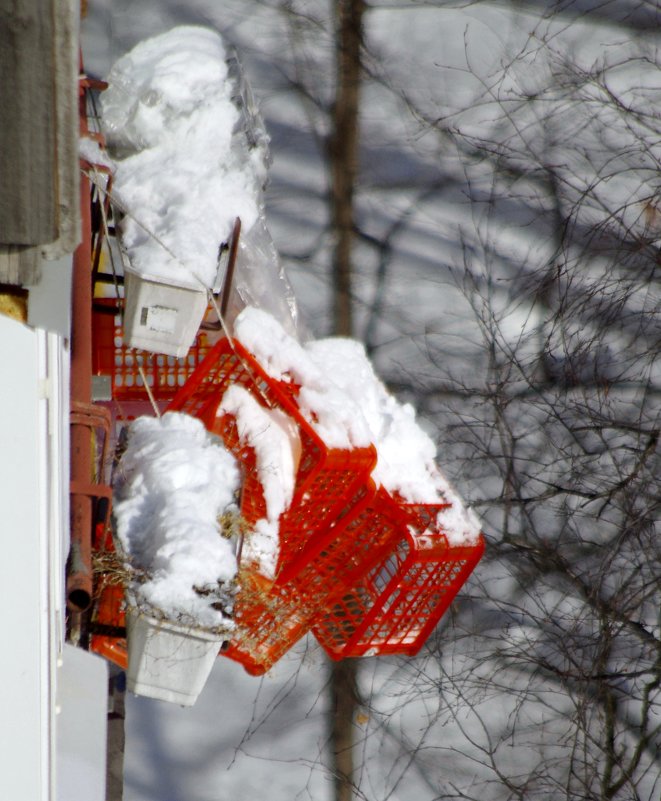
[126,607,226,706]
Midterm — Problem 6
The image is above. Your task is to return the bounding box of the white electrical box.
[123,269,208,358]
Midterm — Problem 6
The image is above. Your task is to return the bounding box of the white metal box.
[123,269,208,358]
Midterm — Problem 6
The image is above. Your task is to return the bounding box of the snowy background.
[82,1,661,800]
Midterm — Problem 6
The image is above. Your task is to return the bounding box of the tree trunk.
[327,3,365,801]
[329,658,359,801]
[329,0,365,339]
[106,671,126,801]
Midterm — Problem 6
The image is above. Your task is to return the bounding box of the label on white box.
[141,305,178,334]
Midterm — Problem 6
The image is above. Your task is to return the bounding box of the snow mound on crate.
[113,412,241,629]
[101,26,267,289]
[234,307,481,545]
[219,385,300,577]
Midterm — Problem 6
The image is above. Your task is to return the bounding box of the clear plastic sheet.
[222,214,300,339]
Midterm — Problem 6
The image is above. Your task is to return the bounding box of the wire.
[137,363,162,418]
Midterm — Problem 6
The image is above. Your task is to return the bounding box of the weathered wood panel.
[0,0,57,245]
[42,0,80,260]
[0,244,40,285]
[0,0,80,285]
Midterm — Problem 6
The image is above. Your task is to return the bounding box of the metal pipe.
[67,81,93,612]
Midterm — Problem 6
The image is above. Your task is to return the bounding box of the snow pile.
[233,307,481,545]
[218,386,300,576]
[101,26,268,289]
[113,413,241,629]
[78,135,114,169]
[233,307,372,449]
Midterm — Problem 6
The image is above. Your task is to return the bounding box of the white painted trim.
[0,313,106,801]
[0,315,50,800]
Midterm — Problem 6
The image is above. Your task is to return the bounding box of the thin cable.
[137,363,161,418]
[86,171,210,293]
[88,171,279,415]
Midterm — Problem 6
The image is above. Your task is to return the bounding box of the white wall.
[0,314,56,800]
[0,281,107,800]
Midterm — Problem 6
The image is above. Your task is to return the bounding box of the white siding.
[0,314,52,800]
[0,311,107,801]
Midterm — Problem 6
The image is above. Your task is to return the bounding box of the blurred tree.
[86,2,661,798]
[346,12,661,799]
[231,2,661,799]
[327,3,365,801]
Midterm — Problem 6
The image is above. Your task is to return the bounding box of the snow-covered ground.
[124,647,332,801]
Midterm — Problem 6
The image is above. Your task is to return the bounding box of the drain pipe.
[67,78,93,612]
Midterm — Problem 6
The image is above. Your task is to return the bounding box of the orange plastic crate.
[89,329,380,677]
[313,492,485,658]
[164,335,384,673]
[90,580,128,670]
[89,514,129,669]
[207,421,311,675]
[219,484,403,675]
[91,578,316,677]
[221,482,402,675]
[166,336,378,577]
[221,571,316,675]
[92,299,215,403]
